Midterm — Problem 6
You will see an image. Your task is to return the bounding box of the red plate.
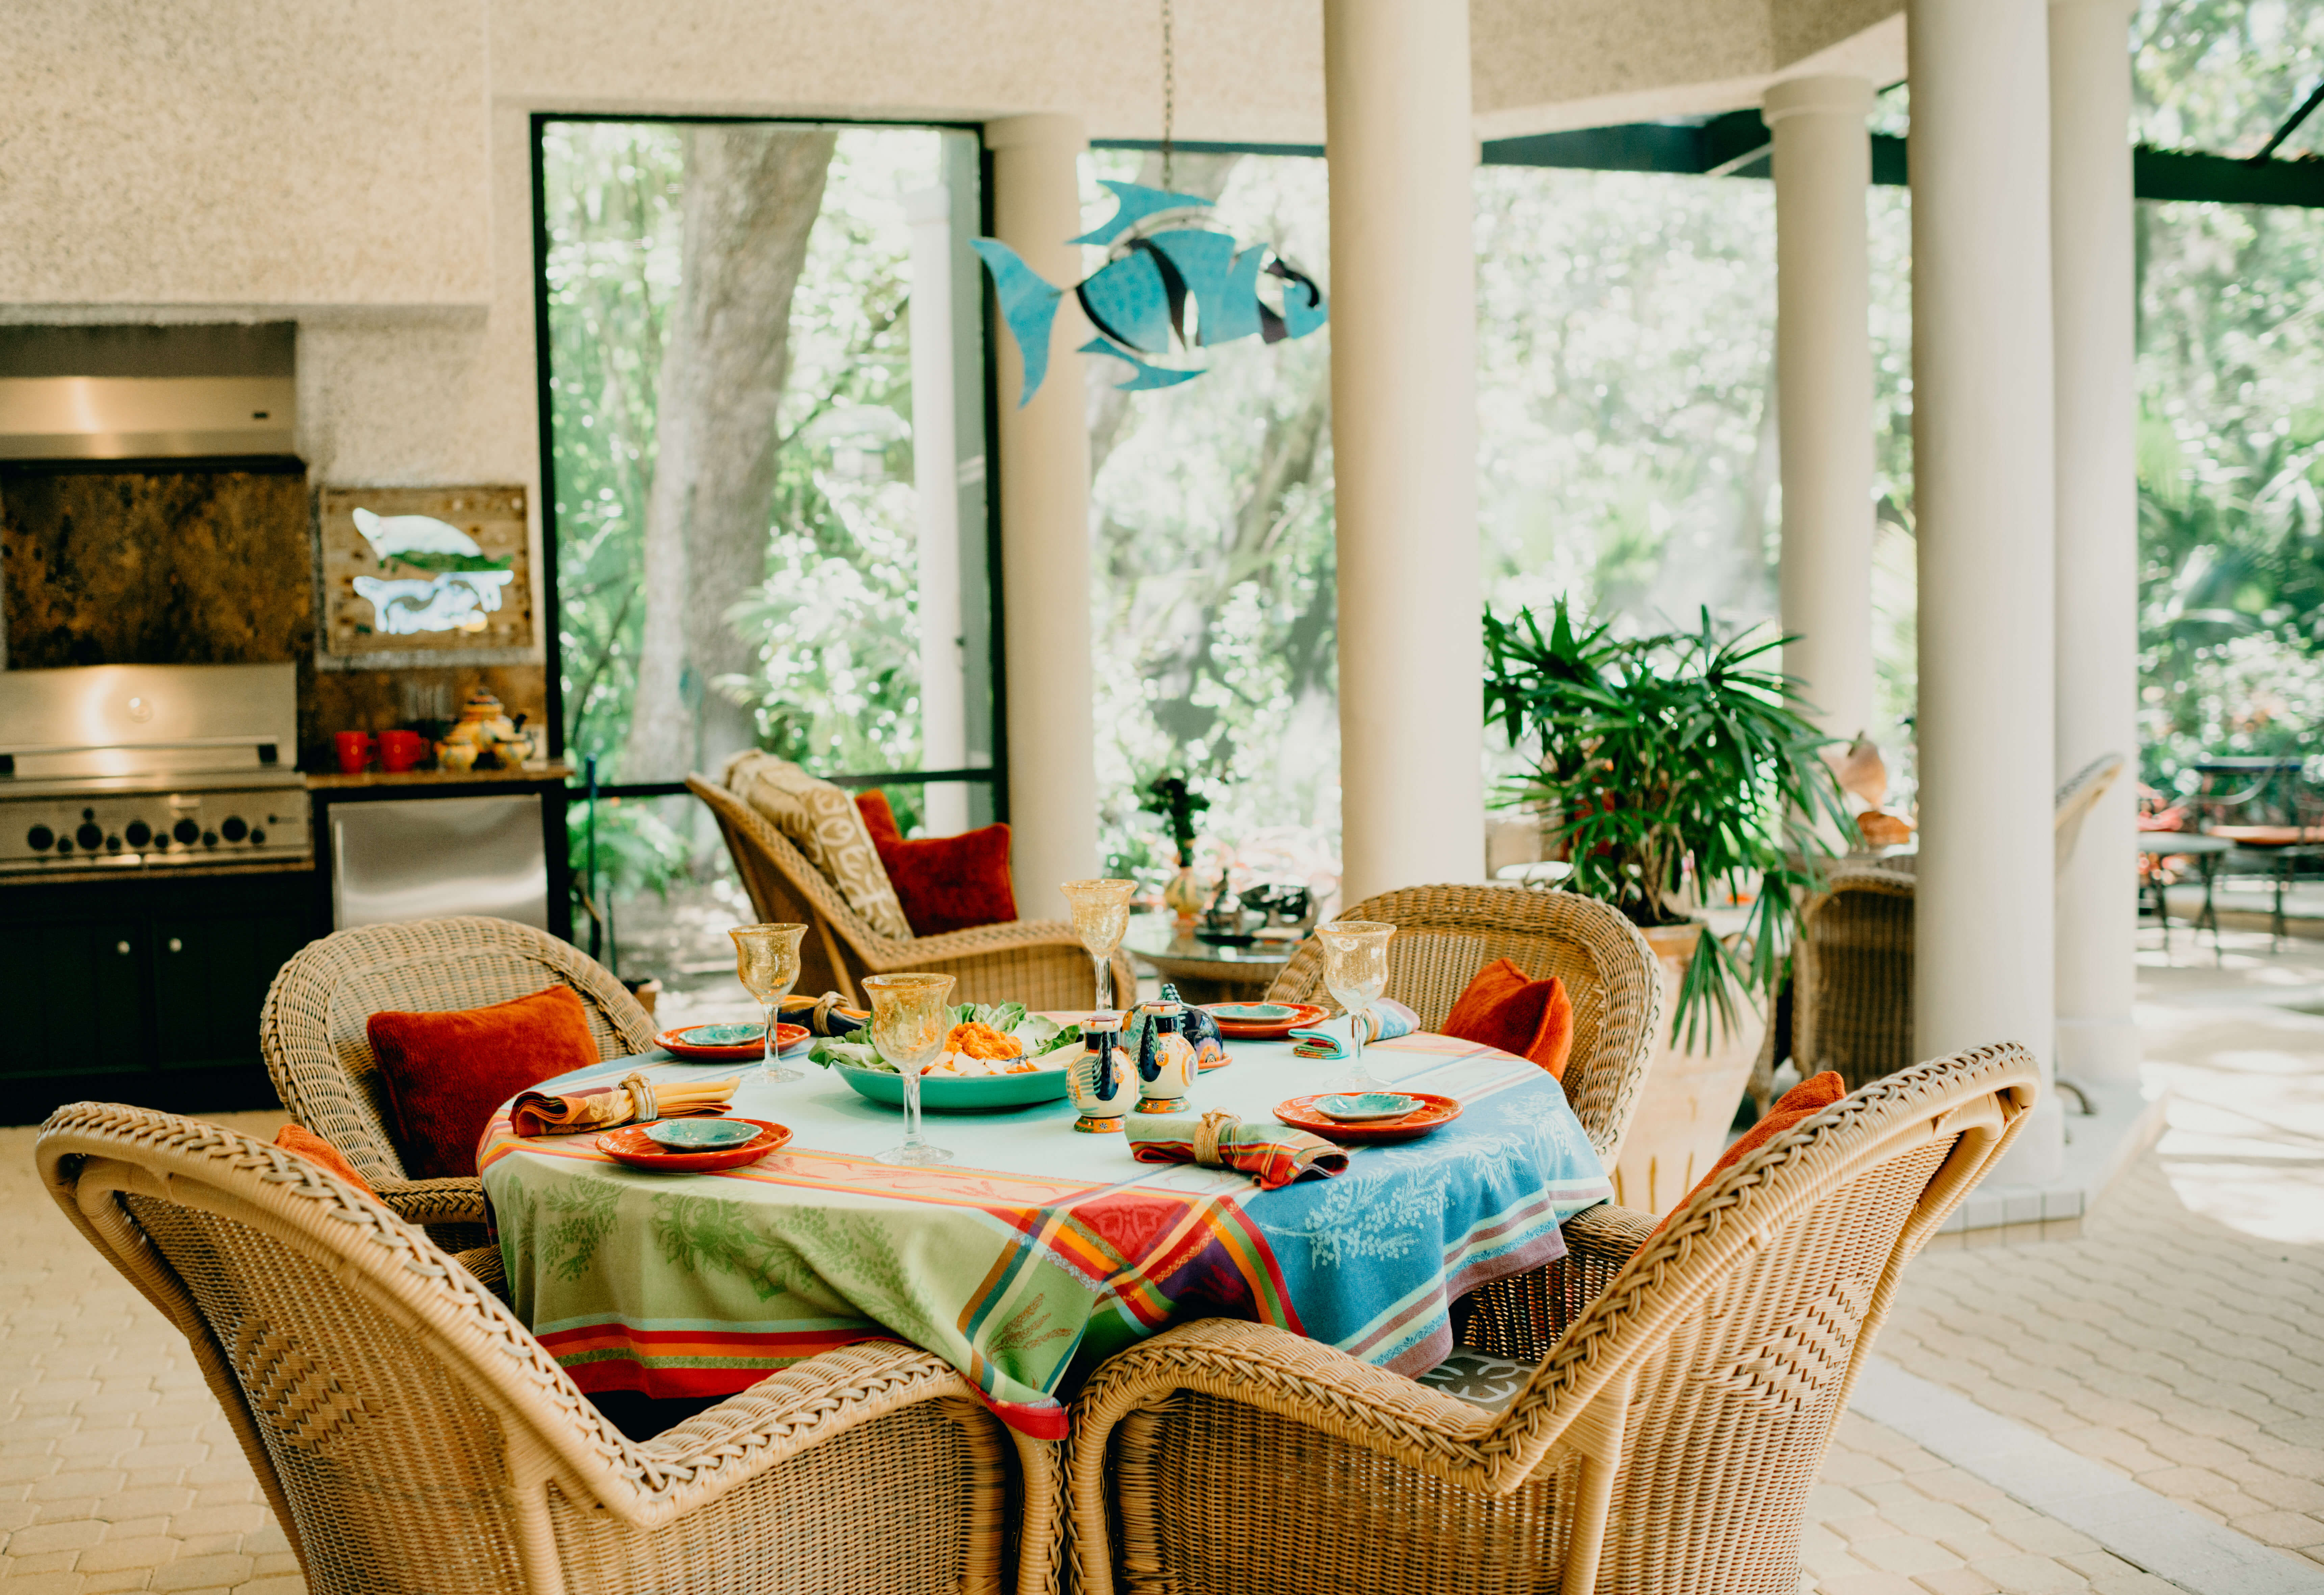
[595,1118,793,1172]
[657,1023,810,1062]
[1202,1001,1329,1041]
[1274,1092,1462,1143]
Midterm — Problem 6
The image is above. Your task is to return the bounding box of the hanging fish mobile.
[972,179,1327,404]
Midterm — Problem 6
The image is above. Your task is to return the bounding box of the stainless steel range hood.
[0,323,296,461]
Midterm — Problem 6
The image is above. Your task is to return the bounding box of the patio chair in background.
[689,773,1131,1010]
[1264,883,1664,1167]
[37,1104,1022,1595]
[1753,750,2126,1113]
[1065,1042,2037,1595]
[259,915,657,1261]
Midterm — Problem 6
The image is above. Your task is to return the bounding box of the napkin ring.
[622,1072,660,1124]
[1192,1109,1240,1168]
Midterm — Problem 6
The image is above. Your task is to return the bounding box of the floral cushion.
[723,752,914,940]
[1414,1347,1537,1414]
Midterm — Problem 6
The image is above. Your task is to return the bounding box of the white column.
[1909,0,2063,1179]
[988,115,1099,909]
[1324,0,1484,904]
[905,183,970,837]
[2051,0,2141,1086]
[1765,75,1876,745]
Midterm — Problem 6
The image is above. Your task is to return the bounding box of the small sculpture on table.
[1131,1001,1197,1115]
[1069,1016,1130,1133]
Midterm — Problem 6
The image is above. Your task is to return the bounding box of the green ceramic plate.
[829,1060,1072,1113]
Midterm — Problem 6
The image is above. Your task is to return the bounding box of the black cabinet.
[0,870,318,1121]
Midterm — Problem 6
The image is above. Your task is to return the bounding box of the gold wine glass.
[1317,920,1396,1090]
[1061,878,1135,1013]
[862,972,956,1167]
[729,923,808,1083]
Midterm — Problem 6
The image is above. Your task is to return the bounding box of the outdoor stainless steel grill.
[0,663,311,875]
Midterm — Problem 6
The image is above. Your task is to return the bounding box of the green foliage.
[569,795,690,903]
[1140,773,1212,864]
[543,125,957,789]
[1482,600,1848,1047]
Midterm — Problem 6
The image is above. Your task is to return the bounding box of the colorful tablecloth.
[477,1026,1612,1438]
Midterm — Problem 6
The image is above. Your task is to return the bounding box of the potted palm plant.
[1482,600,1851,1209]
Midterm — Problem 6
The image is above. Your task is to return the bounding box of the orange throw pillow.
[1440,958,1575,1079]
[854,791,1018,937]
[367,986,599,1180]
[1663,1070,1848,1225]
[274,1124,376,1197]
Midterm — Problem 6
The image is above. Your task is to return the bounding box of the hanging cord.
[1159,0,1176,190]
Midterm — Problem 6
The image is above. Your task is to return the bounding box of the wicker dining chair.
[689,774,1131,1011]
[37,1103,1023,1595]
[1066,1042,2036,1595]
[258,916,658,1252]
[1265,885,1663,1167]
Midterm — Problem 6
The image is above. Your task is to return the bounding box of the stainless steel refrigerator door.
[330,794,548,932]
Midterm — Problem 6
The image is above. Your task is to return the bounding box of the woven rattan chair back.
[1266,886,1662,1163]
[38,1103,1014,1595]
[1067,1043,2036,1595]
[1795,867,1916,1094]
[259,916,656,1188]
[688,773,1131,1011]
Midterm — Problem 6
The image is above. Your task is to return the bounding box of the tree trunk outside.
[624,125,837,783]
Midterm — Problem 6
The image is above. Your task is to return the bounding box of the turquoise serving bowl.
[830,1061,1072,1113]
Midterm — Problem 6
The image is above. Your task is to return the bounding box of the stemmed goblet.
[1060,879,1135,1013]
[863,972,957,1167]
[729,923,808,1083]
[1317,920,1397,1091]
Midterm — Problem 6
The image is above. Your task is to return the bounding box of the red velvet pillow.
[367,985,599,1180]
[1660,1070,1848,1227]
[274,1124,376,1197]
[854,792,1018,937]
[1440,958,1575,1079]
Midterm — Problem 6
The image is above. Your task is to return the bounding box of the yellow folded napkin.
[510,1071,738,1137]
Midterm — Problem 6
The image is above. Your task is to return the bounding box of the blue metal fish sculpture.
[972,179,1327,405]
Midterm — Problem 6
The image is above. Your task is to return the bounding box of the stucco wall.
[0,0,1902,674]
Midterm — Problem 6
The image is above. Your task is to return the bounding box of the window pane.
[542,120,998,992]
[1085,150,1338,908]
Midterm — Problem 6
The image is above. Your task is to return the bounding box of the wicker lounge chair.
[37,1103,1023,1595]
[689,773,1131,1010]
[259,916,658,1255]
[1265,884,1663,1166]
[1065,1042,2037,1595]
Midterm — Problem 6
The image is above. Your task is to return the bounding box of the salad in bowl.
[811,1004,1084,1111]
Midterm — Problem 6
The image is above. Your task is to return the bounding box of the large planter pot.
[1609,922,1765,1216]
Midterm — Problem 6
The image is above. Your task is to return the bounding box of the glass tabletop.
[1122,911,1302,968]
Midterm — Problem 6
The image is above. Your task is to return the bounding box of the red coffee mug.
[378,729,424,773]
[333,731,375,774]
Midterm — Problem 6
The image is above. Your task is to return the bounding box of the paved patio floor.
[1,930,2318,1594]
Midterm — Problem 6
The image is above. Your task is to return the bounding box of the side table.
[1122,913,1297,1006]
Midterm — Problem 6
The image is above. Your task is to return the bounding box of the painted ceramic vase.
[1162,864,1205,932]
[1069,1018,1130,1133]
[1132,1001,1196,1114]
[1163,983,1228,1071]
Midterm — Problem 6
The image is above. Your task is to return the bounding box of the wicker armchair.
[37,1103,1022,1595]
[1265,885,1662,1166]
[259,916,657,1251]
[1774,865,1918,1104]
[1066,1042,2037,1595]
[689,774,1131,1011]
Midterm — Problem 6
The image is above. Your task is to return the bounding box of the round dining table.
[476,1021,1612,1439]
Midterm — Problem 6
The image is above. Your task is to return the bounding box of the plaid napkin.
[1291,999,1420,1060]
[1127,1108,1350,1189]
[510,1071,738,1136]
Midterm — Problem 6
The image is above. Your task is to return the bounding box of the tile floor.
[1,932,2318,1594]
